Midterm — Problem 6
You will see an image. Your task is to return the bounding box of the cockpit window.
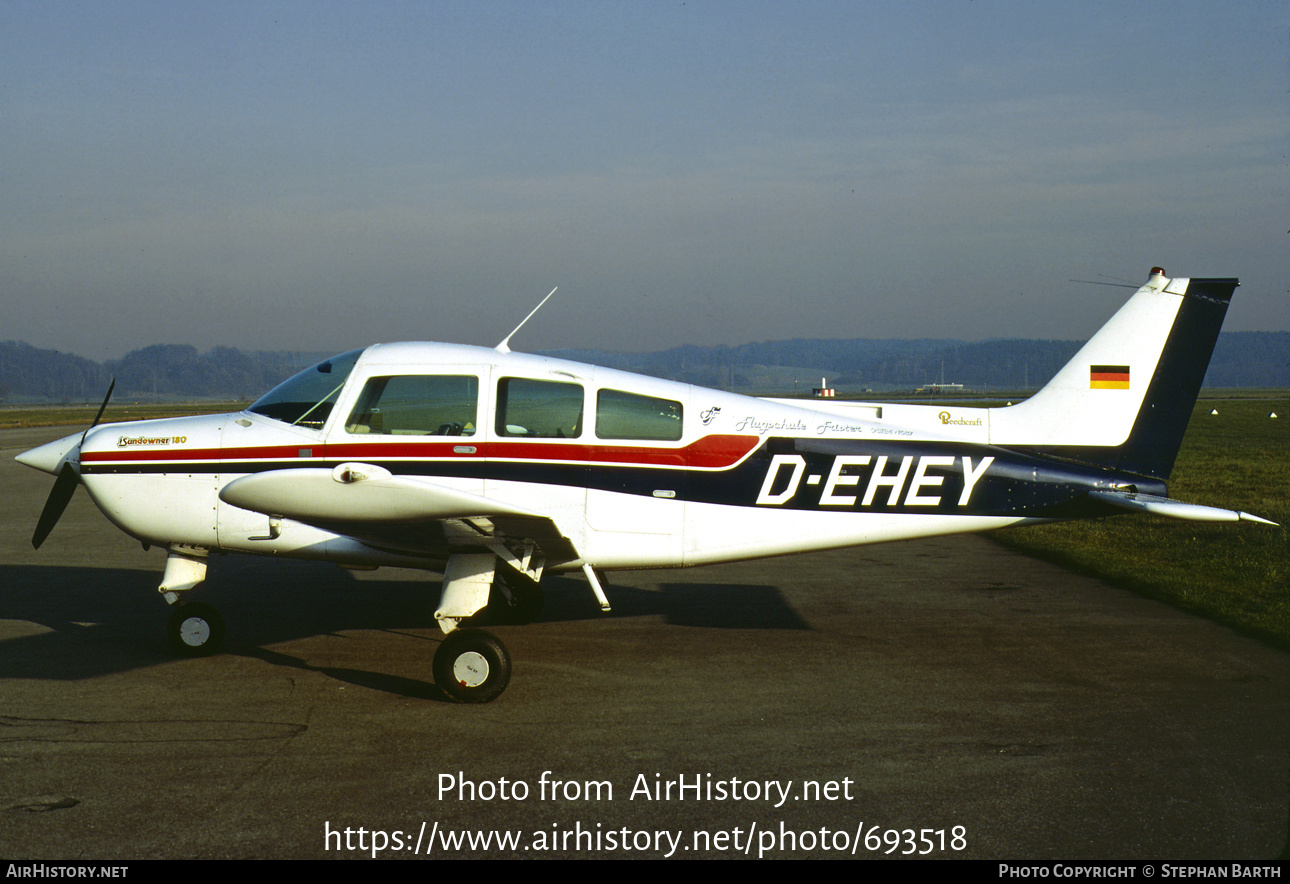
[248,348,363,429]
[345,375,478,436]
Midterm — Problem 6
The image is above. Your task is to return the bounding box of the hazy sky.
[3,1,1287,360]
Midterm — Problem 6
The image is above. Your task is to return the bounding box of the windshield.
[248,349,364,428]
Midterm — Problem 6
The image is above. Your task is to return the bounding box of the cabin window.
[496,378,583,438]
[345,375,479,436]
[248,348,364,429]
[595,389,683,441]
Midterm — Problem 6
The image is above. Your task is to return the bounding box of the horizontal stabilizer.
[1089,490,1277,525]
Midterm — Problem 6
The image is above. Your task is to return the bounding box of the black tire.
[433,629,511,703]
[167,602,225,657]
[487,576,544,625]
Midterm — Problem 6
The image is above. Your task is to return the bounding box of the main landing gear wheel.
[167,602,225,657]
[487,577,544,625]
[433,629,511,703]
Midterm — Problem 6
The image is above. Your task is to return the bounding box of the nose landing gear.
[166,602,225,657]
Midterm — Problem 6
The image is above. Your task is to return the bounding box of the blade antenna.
[495,287,558,354]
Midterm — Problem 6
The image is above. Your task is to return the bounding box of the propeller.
[30,379,114,549]
[32,463,81,549]
[83,377,115,446]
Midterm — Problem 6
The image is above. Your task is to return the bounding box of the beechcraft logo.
[1089,364,1130,390]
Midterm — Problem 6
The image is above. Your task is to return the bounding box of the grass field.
[994,394,1289,649]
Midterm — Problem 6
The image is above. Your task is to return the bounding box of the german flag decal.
[1090,364,1130,389]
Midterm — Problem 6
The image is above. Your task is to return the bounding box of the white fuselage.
[69,342,1034,573]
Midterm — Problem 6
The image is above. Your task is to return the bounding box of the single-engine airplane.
[17,268,1275,702]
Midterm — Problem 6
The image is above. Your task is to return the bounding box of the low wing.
[1089,490,1277,525]
[219,462,580,564]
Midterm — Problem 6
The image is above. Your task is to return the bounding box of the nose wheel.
[433,629,511,703]
[167,602,225,657]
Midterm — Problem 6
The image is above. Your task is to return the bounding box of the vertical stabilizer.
[989,269,1237,479]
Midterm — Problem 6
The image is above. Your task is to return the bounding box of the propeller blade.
[32,462,81,549]
[29,379,114,549]
[82,378,116,446]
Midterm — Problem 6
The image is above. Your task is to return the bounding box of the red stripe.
[83,434,760,470]
[486,435,759,468]
[84,445,307,463]
[307,442,476,460]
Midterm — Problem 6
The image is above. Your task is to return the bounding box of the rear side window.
[595,389,683,441]
[496,378,583,438]
[345,375,478,436]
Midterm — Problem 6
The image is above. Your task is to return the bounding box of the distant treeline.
[0,341,328,404]
[1,331,1285,403]
[546,330,1289,392]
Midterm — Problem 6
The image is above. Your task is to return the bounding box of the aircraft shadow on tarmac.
[0,558,810,689]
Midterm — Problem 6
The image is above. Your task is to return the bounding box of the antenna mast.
[495,287,558,354]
